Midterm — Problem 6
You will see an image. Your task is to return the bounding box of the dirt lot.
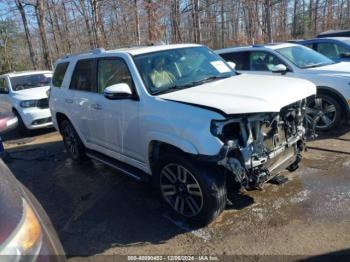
[2,126,350,261]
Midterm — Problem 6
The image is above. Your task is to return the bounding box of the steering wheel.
[15,85,25,91]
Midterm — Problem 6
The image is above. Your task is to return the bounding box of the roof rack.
[62,48,105,59]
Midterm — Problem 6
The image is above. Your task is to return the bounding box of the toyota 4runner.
[50,44,316,227]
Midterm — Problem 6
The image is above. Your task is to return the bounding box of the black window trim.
[96,56,139,101]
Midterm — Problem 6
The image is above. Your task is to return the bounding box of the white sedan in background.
[0,71,53,134]
[216,43,350,131]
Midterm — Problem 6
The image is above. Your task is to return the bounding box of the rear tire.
[61,119,86,162]
[154,154,226,227]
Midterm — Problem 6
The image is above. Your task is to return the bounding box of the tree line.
[0,0,349,73]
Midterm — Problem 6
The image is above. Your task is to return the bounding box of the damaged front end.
[211,99,309,189]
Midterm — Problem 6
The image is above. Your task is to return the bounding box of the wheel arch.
[55,112,70,133]
[148,140,197,171]
[317,86,350,119]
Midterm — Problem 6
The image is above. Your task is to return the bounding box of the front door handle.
[91,103,102,110]
[65,98,73,104]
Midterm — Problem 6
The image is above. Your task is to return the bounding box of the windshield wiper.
[151,83,193,95]
[186,75,231,87]
[303,62,334,69]
[152,75,231,95]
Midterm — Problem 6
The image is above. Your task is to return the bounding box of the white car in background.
[0,71,53,133]
[216,43,350,131]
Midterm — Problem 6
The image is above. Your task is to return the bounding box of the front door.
[89,57,142,162]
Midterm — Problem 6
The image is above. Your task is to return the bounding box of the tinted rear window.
[10,74,52,91]
[219,51,249,70]
[52,62,69,87]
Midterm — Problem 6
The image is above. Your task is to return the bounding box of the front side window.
[69,59,97,92]
[98,58,133,93]
[52,62,69,87]
[335,44,350,56]
[249,51,285,71]
[276,45,335,69]
[316,43,339,58]
[133,47,235,95]
[10,74,52,91]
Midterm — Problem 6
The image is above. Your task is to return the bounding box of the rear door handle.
[65,98,73,104]
[91,103,102,110]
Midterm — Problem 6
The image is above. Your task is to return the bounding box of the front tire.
[13,110,29,136]
[305,94,342,132]
[154,154,226,227]
[61,119,86,162]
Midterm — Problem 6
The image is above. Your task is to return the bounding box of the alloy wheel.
[160,163,204,217]
[305,97,337,130]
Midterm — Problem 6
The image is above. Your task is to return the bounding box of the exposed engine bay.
[211,98,311,189]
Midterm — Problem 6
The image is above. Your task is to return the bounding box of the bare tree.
[33,0,52,69]
[14,0,37,69]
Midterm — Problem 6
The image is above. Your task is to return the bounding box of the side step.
[86,150,150,183]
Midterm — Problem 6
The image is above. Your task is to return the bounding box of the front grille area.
[32,117,52,126]
[37,98,49,109]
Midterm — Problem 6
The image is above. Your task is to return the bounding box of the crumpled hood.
[12,86,49,101]
[306,62,350,77]
[159,74,316,115]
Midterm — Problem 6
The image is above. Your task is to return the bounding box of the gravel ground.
[3,126,350,262]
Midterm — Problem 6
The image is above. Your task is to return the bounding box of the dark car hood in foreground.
[0,160,22,243]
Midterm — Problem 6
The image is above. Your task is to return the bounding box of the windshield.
[133,47,235,95]
[10,74,52,91]
[276,45,335,69]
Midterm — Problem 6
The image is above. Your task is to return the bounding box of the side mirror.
[227,61,236,70]
[339,52,350,58]
[271,64,288,74]
[104,83,133,100]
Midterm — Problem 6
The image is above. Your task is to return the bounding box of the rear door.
[66,59,98,143]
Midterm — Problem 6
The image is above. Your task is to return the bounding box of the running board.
[86,150,150,182]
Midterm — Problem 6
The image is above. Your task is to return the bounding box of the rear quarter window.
[52,62,69,87]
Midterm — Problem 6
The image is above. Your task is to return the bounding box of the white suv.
[50,44,316,226]
[0,71,53,133]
